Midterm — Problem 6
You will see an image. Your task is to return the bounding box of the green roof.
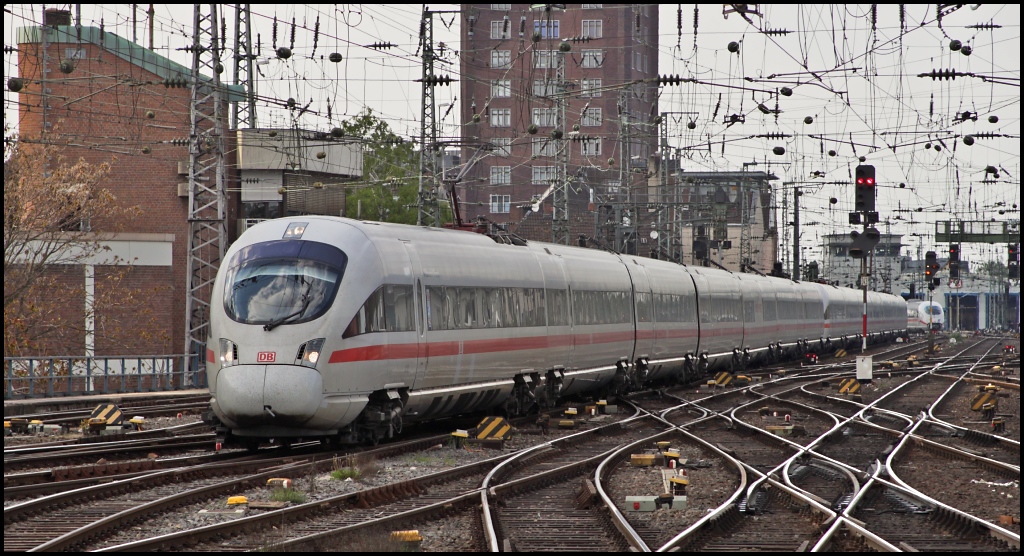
[17,25,245,102]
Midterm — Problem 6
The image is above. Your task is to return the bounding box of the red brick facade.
[15,24,238,356]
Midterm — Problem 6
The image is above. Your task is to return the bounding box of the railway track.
[787,459,853,510]
[813,421,900,472]
[484,417,663,551]
[3,457,302,551]
[681,417,798,475]
[849,482,1018,552]
[3,433,216,472]
[602,430,742,550]
[889,440,1020,535]
[667,487,830,552]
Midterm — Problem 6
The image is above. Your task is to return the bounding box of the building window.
[533,19,560,39]
[491,20,510,40]
[533,79,558,97]
[490,108,510,127]
[491,3,511,10]
[582,107,602,127]
[581,20,603,39]
[580,138,601,156]
[581,49,604,68]
[490,166,511,184]
[491,79,511,98]
[582,4,603,8]
[533,50,558,69]
[490,194,511,213]
[532,165,557,184]
[490,50,511,69]
[633,51,642,71]
[532,107,557,127]
[532,139,557,157]
[490,137,512,157]
[581,78,602,97]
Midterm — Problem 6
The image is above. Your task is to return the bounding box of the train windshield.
[924,305,942,315]
[223,240,347,326]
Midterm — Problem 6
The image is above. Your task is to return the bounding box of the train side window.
[456,288,476,329]
[547,288,568,326]
[427,286,445,330]
[745,299,756,323]
[635,292,651,323]
[763,297,776,321]
[343,286,385,338]
[384,284,415,332]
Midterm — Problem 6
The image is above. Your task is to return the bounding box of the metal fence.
[4,351,207,399]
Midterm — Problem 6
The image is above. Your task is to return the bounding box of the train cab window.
[223,240,346,327]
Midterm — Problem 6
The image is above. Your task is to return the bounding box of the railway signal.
[949,244,960,279]
[854,164,876,213]
[925,251,937,280]
[1010,244,1020,279]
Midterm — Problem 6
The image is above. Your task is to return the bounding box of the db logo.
[257,351,276,363]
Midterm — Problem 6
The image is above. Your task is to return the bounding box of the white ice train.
[205,217,906,445]
[907,299,945,332]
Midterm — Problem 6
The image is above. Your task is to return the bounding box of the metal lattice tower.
[231,4,256,129]
[184,4,227,373]
[656,113,673,260]
[551,49,570,245]
[417,8,440,227]
[740,162,755,271]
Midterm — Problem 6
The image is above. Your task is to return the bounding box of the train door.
[622,258,653,366]
[401,241,428,390]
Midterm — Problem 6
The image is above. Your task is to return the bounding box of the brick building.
[12,12,241,357]
[458,3,659,243]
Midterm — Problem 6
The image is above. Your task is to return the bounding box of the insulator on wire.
[272,16,278,49]
[312,16,320,55]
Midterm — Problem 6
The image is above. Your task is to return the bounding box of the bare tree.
[4,135,165,356]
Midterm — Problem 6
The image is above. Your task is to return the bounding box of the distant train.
[205,217,906,446]
[907,299,945,332]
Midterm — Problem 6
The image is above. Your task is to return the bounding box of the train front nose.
[215,364,323,427]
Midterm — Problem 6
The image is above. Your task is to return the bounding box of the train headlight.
[296,338,325,368]
[219,339,239,367]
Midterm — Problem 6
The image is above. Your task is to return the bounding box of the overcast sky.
[5,4,1019,266]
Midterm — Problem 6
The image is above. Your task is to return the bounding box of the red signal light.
[865,177,874,185]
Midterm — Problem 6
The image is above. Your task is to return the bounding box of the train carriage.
[206,217,907,445]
